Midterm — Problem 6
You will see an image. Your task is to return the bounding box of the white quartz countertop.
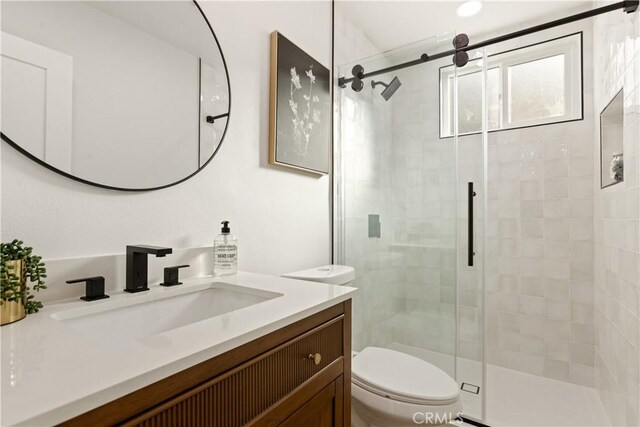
[1,272,356,426]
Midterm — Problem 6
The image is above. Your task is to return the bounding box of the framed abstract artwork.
[269,31,330,175]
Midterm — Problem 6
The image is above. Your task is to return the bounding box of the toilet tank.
[281,265,355,286]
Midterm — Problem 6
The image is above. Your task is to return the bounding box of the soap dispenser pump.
[213,221,238,276]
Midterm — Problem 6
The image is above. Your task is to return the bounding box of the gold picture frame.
[269,31,330,175]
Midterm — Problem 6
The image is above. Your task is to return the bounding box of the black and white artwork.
[269,32,330,174]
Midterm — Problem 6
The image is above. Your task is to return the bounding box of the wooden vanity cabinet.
[60,300,351,427]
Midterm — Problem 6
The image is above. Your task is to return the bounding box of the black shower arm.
[338,0,639,87]
[371,80,390,89]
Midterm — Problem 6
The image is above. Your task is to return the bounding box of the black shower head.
[371,77,401,101]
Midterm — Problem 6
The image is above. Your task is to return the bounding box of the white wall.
[0,1,333,276]
[592,3,640,426]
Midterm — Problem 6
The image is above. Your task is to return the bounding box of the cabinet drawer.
[124,315,345,427]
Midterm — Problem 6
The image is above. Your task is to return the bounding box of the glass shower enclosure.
[334,33,489,422]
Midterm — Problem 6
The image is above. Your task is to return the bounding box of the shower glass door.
[451,45,490,422]
[335,32,486,422]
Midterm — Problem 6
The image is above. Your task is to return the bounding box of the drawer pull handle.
[308,353,322,365]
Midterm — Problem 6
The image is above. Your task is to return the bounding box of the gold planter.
[1,260,26,326]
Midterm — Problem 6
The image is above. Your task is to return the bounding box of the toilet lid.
[281,265,355,285]
[352,347,460,404]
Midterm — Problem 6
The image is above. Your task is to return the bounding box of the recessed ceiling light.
[457,0,483,17]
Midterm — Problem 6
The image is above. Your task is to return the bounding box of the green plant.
[1,240,47,313]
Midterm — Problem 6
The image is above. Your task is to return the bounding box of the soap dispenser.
[213,221,238,276]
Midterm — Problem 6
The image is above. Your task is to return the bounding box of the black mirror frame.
[0,0,231,192]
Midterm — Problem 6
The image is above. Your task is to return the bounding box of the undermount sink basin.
[51,282,281,343]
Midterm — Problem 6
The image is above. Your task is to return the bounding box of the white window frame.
[440,32,583,138]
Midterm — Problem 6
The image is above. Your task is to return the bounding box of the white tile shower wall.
[338,18,601,377]
[451,21,602,378]
[431,21,604,396]
[485,119,597,387]
[458,19,594,386]
[385,58,458,364]
[593,3,640,426]
[335,9,611,393]
[334,10,397,352]
[335,18,459,361]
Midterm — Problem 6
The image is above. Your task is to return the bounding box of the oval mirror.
[1,0,230,191]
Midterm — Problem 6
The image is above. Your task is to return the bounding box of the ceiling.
[336,0,594,52]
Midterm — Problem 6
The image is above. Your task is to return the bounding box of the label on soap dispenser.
[213,242,237,275]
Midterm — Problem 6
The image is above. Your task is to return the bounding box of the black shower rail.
[338,0,639,89]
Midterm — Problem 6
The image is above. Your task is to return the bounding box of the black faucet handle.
[160,265,190,287]
[66,276,110,301]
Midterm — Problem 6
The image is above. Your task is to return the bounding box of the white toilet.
[282,265,463,427]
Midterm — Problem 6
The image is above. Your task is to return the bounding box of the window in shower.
[508,54,565,123]
[440,32,582,137]
[441,67,501,135]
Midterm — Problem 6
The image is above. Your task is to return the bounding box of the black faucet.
[125,245,173,293]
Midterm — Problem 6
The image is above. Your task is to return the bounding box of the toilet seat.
[352,347,460,406]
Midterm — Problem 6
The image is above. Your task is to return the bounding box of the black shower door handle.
[468,182,476,267]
